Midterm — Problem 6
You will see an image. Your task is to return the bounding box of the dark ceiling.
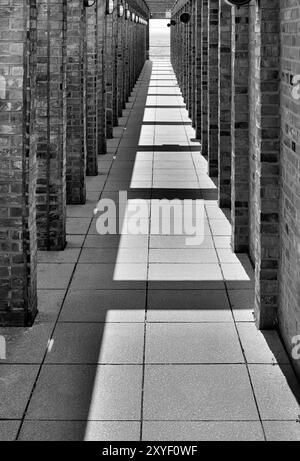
[146,0,174,15]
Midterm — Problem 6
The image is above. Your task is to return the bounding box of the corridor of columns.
[0,0,300,443]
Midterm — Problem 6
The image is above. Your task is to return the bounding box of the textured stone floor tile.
[0,365,39,419]
[213,236,231,248]
[249,365,300,420]
[67,201,97,218]
[37,263,74,290]
[19,421,140,441]
[0,421,20,441]
[70,264,147,290]
[142,421,264,442]
[79,248,148,264]
[26,365,142,420]
[84,234,149,249]
[36,290,65,323]
[205,205,231,220]
[65,234,85,248]
[66,217,91,235]
[222,261,254,290]
[227,289,255,322]
[89,218,150,236]
[148,263,223,281]
[263,421,300,441]
[149,249,218,264]
[60,290,146,323]
[46,323,144,364]
[86,177,106,192]
[149,235,214,249]
[143,365,259,421]
[237,323,290,364]
[145,323,244,364]
[217,249,247,264]
[148,280,225,290]
[38,248,81,264]
[147,289,231,322]
[0,323,52,364]
[150,219,210,236]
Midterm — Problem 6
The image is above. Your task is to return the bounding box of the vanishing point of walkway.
[0,61,299,442]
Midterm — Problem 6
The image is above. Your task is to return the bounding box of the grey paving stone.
[263,421,300,441]
[26,365,142,421]
[65,234,85,248]
[37,263,75,289]
[0,421,20,441]
[149,234,214,249]
[142,421,264,442]
[143,365,259,421]
[0,322,52,363]
[149,262,223,280]
[38,248,81,263]
[36,290,65,323]
[145,323,244,364]
[227,289,255,322]
[249,365,300,420]
[46,323,144,364]
[149,249,218,264]
[19,421,140,441]
[84,234,149,249]
[0,365,39,419]
[66,217,91,235]
[79,248,148,264]
[147,289,231,322]
[67,200,97,218]
[60,290,146,323]
[70,264,147,290]
[237,323,290,364]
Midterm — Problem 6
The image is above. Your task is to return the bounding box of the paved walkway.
[0,61,300,442]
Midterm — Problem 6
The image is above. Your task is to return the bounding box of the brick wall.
[105,1,114,139]
[195,0,202,140]
[0,0,38,326]
[201,0,208,157]
[97,0,107,156]
[231,5,249,253]
[218,0,231,208]
[36,0,67,250]
[66,0,87,204]
[86,2,98,176]
[279,0,300,376]
[249,0,280,329]
[207,0,219,177]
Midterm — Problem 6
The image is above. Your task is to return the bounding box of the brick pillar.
[184,6,188,104]
[201,0,209,156]
[191,0,197,128]
[0,0,38,326]
[208,0,219,177]
[97,0,107,156]
[124,9,130,102]
[117,1,125,117]
[279,0,300,376]
[86,2,98,176]
[146,20,150,60]
[187,1,193,117]
[248,0,280,329]
[36,0,67,251]
[113,4,118,126]
[195,0,202,140]
[218,0,232,208]
[66,1,87,204]
[231,5,249,252]
[105,3,114,139]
